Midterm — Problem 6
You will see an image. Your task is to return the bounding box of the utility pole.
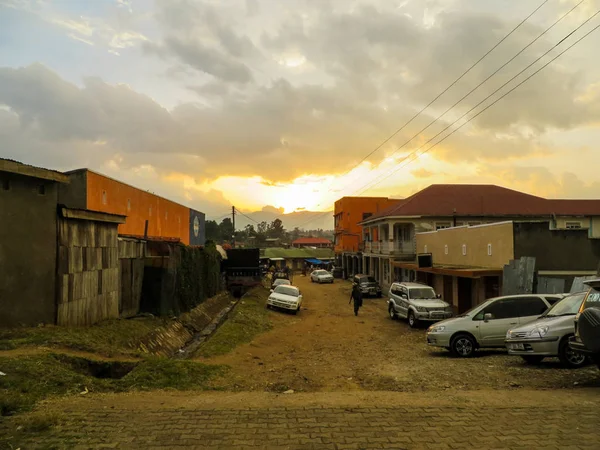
[232,206,236,248]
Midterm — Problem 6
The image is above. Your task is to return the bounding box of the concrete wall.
[0,172,59,327]
[56,217,120,326]
[514,222,600,271]
[416,222,514,268]
[59,170,87,209]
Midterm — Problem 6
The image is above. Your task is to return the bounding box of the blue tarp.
[305,258,323,265]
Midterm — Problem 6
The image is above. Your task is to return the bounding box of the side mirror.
[436,294,441,299]
[270,289,274,293]
[484,313,493,321]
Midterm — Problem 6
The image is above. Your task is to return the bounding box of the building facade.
[358,184,600,293]
[333,196,399,277]
[292,237,332,248]
[60,169,205,245]
[0,160,70,326]
[411,221,600,313]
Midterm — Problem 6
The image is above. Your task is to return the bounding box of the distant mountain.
[235,208,334,231]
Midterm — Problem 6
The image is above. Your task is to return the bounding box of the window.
[102,190,107,205]
[444,245,448,255]
[516,297,548,317]
[487,243,492,256]
[566,222,582,229]
[462,244,467,256]
[362,212,373,220]
[391,285,401,295]
[127,199,131,212]
[544,296,564,306]
[478,299,519,320]
[402,227,412,242]
[38,184,46,195]
[2,179,9,191]
[435,222,452,230]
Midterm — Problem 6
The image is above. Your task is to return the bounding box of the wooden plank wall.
[118,239,146,318]
[56,218,120,326]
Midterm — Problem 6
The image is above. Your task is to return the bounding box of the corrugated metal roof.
[262,247,335,259]
[363,184,600,222]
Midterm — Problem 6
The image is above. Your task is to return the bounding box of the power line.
[329,0,550,198]
[295,7,598,230]
[356,14,600,196]
[335,0,583,199]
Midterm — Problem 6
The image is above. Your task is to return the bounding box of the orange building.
[59,169,205,245]
[334,196,399,275]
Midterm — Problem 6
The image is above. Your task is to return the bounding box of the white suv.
[388,282,453,328]
[427,294,563,357]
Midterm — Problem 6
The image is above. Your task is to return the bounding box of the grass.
[0,317,164,357]
[197,287,273,358]
[0,353,226,417]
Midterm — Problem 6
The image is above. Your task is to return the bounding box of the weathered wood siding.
[57,218,120,326]
[118,238,146,318]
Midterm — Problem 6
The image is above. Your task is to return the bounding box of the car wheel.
[450,334,476,357]
[388,304,397,320]
[377,293,382,298]
[558,338,587,368]
[408,311,418,328]
[521,355,545,365]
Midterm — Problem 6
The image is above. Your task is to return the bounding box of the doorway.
[457,277,473,313]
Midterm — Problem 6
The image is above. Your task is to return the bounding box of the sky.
[1,0,600,224]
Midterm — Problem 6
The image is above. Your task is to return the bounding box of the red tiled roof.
[292,237,332,245]
[364,184,600,221]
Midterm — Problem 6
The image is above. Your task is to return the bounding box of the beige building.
[357,184,600,297]
[393,221,600,313]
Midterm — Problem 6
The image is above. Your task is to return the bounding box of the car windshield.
[361,277,377,284]
[274,279,291,286]
[315,270,329,275]
[545,292,585,316]
[409,288,436,299]
[274,286,299,297]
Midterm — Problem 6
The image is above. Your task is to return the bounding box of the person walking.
[349,284,363,316]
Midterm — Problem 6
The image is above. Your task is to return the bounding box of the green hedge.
[175,243,223,314]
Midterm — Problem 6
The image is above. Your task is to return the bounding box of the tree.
[219,218,235,243]
[205,220,220,242]
[268,218,285,239]
[257,221,268,234]
[290,227,301,241]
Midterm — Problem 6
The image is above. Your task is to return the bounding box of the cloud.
[143,0,259,83]
[411,168,434,178]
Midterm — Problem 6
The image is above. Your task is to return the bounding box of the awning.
[391,261,501,279]
[269,257,285,261]
[305,258,324,265]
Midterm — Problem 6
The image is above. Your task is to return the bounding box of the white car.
[267,285,303,314]
[310,270,334,284]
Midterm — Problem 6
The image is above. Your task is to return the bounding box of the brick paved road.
[3,392,600,449]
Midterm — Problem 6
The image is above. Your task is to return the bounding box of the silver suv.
[388,282,452,328]
[505,292,587,368]
[427,294,563,357]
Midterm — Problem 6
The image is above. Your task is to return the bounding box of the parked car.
[267,284,303,314]
[311,269,334,284]
[271,272,289,289]
[388,282,452,328]
[271,278,291,290]
[505,292,588,368]
[570,279,600,369]
[352,274,382,298]
[426,293,564,357]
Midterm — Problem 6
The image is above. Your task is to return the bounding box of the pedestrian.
[349,284,363,316]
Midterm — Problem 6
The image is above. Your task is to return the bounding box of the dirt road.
[200,276,599,393]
